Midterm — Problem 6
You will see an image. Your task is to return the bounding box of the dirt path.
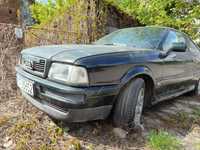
[0,95,200,150]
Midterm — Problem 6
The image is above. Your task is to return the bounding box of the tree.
[30,0,200,43]
[115,0,200,40]
[30,0,76,24]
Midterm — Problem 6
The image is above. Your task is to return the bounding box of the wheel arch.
[119,66,156,107]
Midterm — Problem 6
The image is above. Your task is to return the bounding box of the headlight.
[48,63,89,86]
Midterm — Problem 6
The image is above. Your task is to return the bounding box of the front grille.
[33,59,45,73]
[21,54,47,77]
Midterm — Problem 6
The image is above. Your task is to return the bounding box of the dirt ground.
[0,94,200,150]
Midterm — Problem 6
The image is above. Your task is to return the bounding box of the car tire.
[113,78,145,128]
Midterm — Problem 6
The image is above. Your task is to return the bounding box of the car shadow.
[55,94,200,149]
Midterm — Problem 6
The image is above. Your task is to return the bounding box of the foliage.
[112,0,200,40]
[9,118,38,150]
[30,0,200,41]
[192,107,200,124]
[30,0,76,24]
[27,0,104,45]
[29,0,200,44]
[192,107,200,117]
[65,138,82,150]
[147,130,182,150]
[170,111,192,129]
[8,117,64,150]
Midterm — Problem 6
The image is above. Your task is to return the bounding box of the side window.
[187,38,200,53]
[162,31,186,51]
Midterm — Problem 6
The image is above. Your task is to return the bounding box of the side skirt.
[152,85,195,105]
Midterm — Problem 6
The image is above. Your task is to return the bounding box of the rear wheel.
[113,78,145,128]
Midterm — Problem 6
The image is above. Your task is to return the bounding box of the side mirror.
[168,42,187,52]
[160,42,187,58]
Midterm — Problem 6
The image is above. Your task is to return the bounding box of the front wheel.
[113,78,145,128]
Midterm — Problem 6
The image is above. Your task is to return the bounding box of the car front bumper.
[16,66,120,122]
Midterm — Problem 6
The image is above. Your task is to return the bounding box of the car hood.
[21,44,150,63]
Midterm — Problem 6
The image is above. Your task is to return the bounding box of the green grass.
[147,130,182,150]
[192,107,200,117]
[191,107,200,125]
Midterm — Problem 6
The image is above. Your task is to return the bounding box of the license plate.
[17,75,34,96]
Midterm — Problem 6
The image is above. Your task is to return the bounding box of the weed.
[192,107,200,118]
[87,144,95,150]
[38,144,54,150]
[147,130,182,150]
[15,135,29,150]
[9,118,37,137]
[47,122,64,144]
[168,108,200,129]
[168,111,193,130]
[8,118,38,149]
[65,138,81,150]
[193,107,200,115]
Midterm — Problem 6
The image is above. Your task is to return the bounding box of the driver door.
[158,30,194,97]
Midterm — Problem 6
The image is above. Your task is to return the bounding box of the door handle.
[163,53,177,61]
[159,51,176,59]
[167,53,177,59]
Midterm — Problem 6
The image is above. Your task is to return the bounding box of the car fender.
[120,66,156,88]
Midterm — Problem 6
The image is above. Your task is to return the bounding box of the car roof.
[119,26,189,37]
[119,26,176,32]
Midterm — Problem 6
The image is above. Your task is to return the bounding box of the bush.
[30,0,76,25]
[115,0,200,40]
[30,0,200,42]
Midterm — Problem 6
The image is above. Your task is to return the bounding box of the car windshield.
[94,27,166,49]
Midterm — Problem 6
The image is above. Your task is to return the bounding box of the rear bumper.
[16,66,120,122]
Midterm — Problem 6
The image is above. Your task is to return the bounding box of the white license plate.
[17,75,34,96]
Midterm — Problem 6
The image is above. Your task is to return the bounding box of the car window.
[95,27,166,49]
[162,31,186,51]
[187,37,200,53]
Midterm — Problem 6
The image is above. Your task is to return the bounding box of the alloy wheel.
[134,87,145,126]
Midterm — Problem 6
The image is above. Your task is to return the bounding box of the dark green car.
[16,27,200,128]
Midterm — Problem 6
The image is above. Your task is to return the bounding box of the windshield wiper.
[95,43,136,47]
[103,43,127,46]
[103,43,115,45]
